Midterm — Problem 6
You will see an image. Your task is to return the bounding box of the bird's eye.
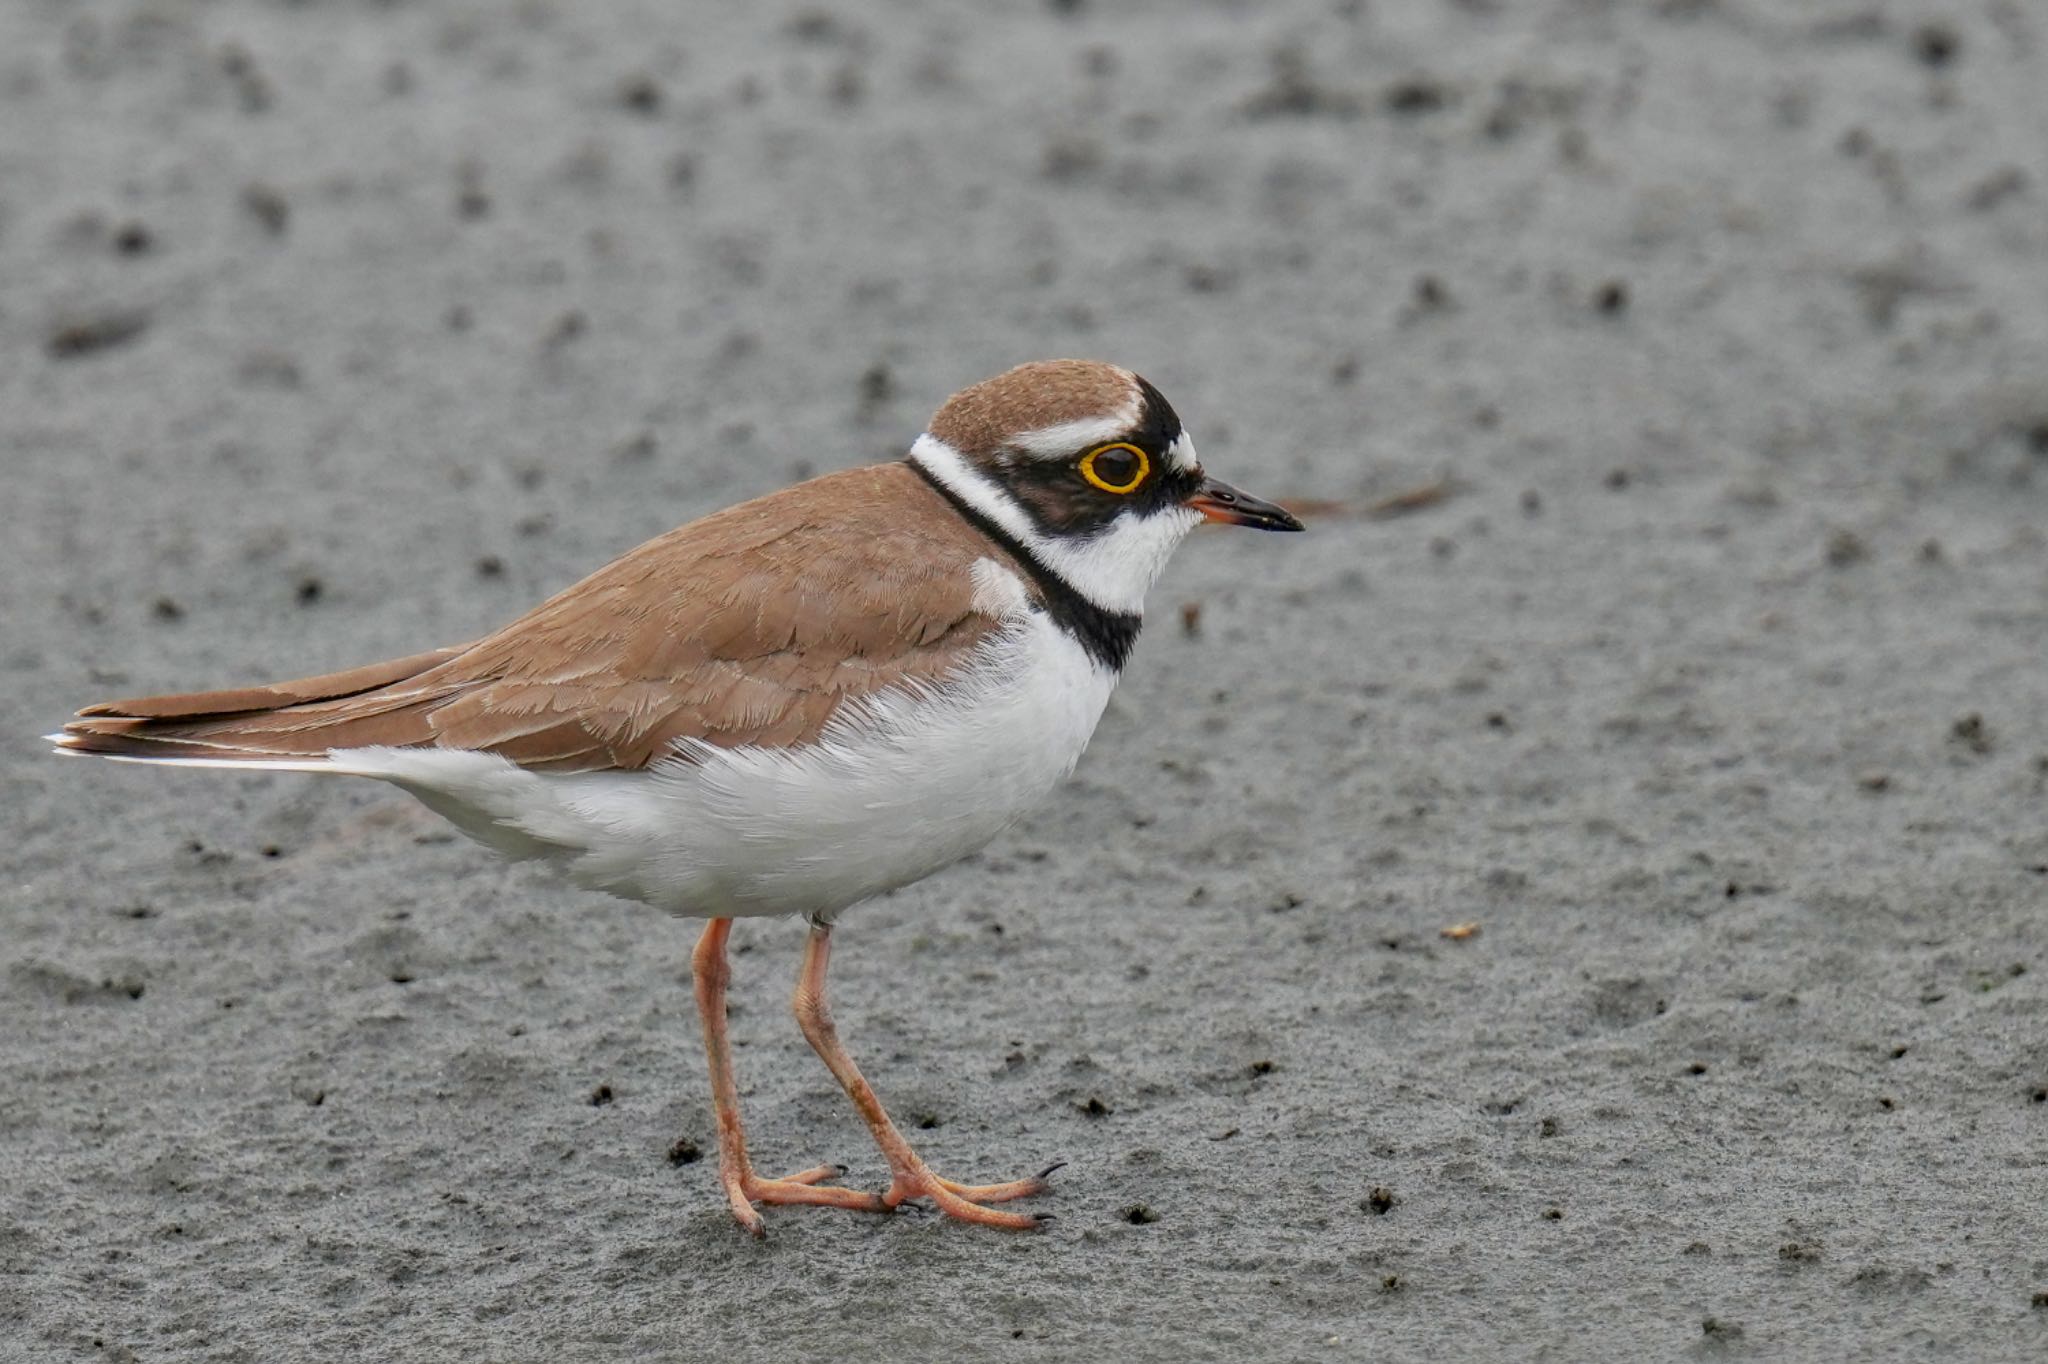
[1078,442,1150,495]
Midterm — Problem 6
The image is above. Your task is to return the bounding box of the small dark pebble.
[1593,280,1629,314]
[1950,712,1992,755]
[1779,1241,1822,1263]
[545,311,587,347]
[1247,1059,1275,1077]
[617,74,662,113]
[914,1113,940,1130]
[1123,1203,1160,1225]
[295,576,323,605]
[1179,601,1203,637]
[49,311,151,359]
[828,64,864,107]
[1701,1318,1744,1340]
[1380,1275,1403,1293]
[1363,1186,1395,1215]
[242,183,289,235]
[2031,1289,2048,1309]
[1912,24,1957,68]
[220,44,273,113]
[858,362,893,408]
[1041,134,1103,183]
[589,1084,614,1107]
[260,845,282,859]
[1604,468,1630,490]
[151,596,184,622]
[668,1138,702,1165]
[1542,1206,1564,1221]
[388,972,415,985]
[1384,78,1447,115]
[113,222,153,255]
[614,432,658,463]
[1966,167,2029,213]
[475,555,504,578]
[1078,1096,1111,1118]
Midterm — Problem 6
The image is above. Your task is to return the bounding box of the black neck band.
[909,458,1142,672]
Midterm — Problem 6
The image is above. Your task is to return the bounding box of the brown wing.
[60,463,1019,772]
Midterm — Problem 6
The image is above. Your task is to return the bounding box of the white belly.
[339,612,1117,919]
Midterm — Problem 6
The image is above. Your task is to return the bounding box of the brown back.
[63,463,1020,772]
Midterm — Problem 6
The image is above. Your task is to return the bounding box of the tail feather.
[51,644,473,765]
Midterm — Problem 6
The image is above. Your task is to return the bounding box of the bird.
[48,358,1303,1235]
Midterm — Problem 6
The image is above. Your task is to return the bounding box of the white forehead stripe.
[910,434,1200,618]
[1164,432,1198,473]
[1008,399,1142,461]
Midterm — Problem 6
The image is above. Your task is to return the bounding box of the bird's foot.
[881,1161,1063,1229]
[721,1162,887,1237]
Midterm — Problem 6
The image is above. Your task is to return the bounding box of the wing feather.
[58,464,1022,772]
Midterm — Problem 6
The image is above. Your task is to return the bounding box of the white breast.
[334,603,1118,920]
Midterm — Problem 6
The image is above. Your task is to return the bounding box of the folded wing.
[56,464,1014,773]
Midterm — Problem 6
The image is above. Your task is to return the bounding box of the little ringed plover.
[50,358,1303,1235]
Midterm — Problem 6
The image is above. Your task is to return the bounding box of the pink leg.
[791,920,1057,1229]
[690,918,886,1236]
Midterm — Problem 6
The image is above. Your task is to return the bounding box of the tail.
[49,645,471,770]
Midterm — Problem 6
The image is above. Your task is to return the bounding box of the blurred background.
[4,2,2045,1360]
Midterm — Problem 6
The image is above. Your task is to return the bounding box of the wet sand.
[3,2,2046,1359]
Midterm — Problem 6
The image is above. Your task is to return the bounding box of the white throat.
[909,434,1201,617]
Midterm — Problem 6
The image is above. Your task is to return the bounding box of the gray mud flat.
[3,3,2045,1361]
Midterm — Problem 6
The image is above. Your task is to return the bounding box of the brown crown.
[926,359,1139,464]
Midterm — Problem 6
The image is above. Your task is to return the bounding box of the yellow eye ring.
[1078,442,1150,495]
